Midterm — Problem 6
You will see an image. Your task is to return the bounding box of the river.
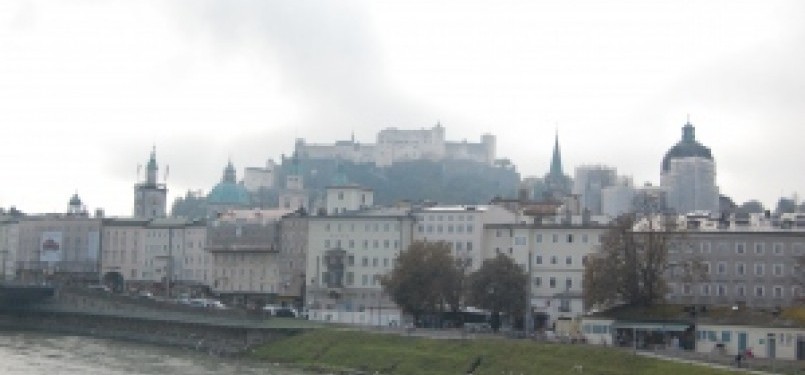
[0,330,307,375]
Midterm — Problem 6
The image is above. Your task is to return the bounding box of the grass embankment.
[251,329,737,375]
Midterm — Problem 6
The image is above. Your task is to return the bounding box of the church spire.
[146,145,158,185]
[549,131,563,177]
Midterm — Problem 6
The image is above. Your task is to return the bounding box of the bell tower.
[134,146,168,218]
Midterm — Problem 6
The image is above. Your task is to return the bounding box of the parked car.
[263,304,297,317]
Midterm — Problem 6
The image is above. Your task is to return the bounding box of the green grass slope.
[251,329,738,375]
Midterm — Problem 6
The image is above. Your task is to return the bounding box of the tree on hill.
[381,241,464,326]
[584,214,693,308]
[466,253,527,330]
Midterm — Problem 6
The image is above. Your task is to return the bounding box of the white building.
[573,165,618,216]
[101,217,208,293]
[243,159,277,192]
[484,223,609,330]
[305,208,415,325]
[325,185,374,216]
[412,205,516,272]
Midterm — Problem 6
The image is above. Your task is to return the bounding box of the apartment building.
[664,213,805,308]
[484,222,609,329]
[305,208,415,325]
[101,217,208,293]
[412,205,516,272]
[206,209,292,306]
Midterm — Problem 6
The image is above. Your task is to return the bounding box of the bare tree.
[584,214,690,308]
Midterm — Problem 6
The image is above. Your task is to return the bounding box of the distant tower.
[660,120,719,214]
[279,152,309,211]
[67,193,87,216]
[543,132,572,200]
[133,147,168,219]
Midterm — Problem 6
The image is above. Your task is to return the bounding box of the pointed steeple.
[549,131,563,177]
[222,159,237,183]
[146,146,158,185]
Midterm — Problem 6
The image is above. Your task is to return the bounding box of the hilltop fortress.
[293,122,496,167]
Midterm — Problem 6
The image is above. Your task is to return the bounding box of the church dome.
[661,121,713,173]
[207,182,250,205]
[69,193,82,206]
[207,160,250,205]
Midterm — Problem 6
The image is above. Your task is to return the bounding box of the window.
[703,262,711,275]
[736,285,745,297]
[362,275,368,286]
[536,234,543,243]
[755,286,764,297]
[773,243,784,255]
[773,286,783,298]
[567,234,574,243]
[701,284,710,296]
[372,258,378,267]
[582,234,589,243]
[717,284,726,297]
[534,277,542,287]
[552,234,559,243]
[549,277,556,288]
[467,224,474,233]
[324,239,330,248]
[514,237,527,246]
[735,243,746,255]
[754,243,765,255]
[466,242,473,251]
[773,264,784,277]
[550,256,557,265]
[346,272,354,285]
[565,278,572,289]
[721,331,731,343]
[701,242,712,253]
[348,255,355,266]
[736,262,745,276]
[565,256,572,265]
[754,263,764,276]
[717,262,726,275]
[535,255,542,265]
[362,257,368,267]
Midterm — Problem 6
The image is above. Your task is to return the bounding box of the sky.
[1,0,803,216]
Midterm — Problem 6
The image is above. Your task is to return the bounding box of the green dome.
[207,160,250,205]
[207,182,250,205]
[661,121,713,173]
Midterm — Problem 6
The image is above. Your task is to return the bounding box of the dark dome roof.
[69,193,82,206]
[661,122,713,173]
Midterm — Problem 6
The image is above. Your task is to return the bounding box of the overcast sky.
[1,0,803,216]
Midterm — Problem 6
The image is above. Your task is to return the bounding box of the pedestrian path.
[636,351,781,374]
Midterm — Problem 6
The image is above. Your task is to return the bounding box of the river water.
[0,330,307,375]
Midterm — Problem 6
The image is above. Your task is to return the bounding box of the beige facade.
[413,205,516,272]
[101,217,208,293]
[15,214,102,283]
[485,223,608,329]
[305,210,414,325]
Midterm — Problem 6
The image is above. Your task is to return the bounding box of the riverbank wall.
[0,310,303,355]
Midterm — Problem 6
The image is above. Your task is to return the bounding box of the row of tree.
[381,241,527,329]
[383,214,719,328]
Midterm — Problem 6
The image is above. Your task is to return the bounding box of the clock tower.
[133,147,168,218]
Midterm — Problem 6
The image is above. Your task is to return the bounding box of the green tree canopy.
[466,253,527,322]
[381,241,464,323]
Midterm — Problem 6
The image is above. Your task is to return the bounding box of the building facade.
[412,205,516,272]
[305,209,415,325]
[484,223,609,330]
[664,213,805,308]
